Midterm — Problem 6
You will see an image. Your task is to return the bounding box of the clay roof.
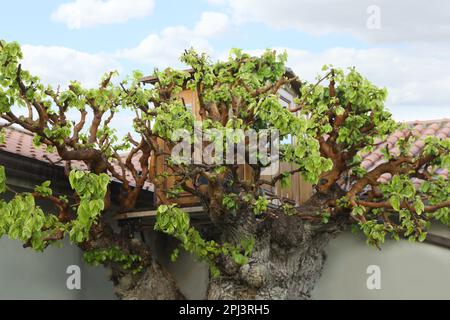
[0,126,153,191]
[359,119,450,185]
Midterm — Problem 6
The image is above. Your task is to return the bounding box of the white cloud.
[195,12,230,37]
[18,43,450,122]
[22,1,450,122]
[205,0,450,120]
[19,11,230,87]
[21,45,121,87]
[116,11,230,67]
[280,46,450,107]
[217,0,450,43]
[206,0,227,4]
[241,46,450,121]
[51,0,155,29]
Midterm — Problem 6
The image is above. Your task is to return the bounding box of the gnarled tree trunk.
[86,223,185,300]
[103,195,343,300]
[113,259,185,300]
[208,196,344,300]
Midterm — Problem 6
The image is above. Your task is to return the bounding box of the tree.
[0,40,449,300]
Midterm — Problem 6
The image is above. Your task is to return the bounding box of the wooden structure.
[142,71,314,208]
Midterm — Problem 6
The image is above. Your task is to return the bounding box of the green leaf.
[241,238,255,256]
[414,197,425,216]
[352,205,366,216]
[0,166,6,194]
[170,248,180,262]
[253,196,269,215]
[0,129,5,145]
[232,252,248,266]
[418,232,427,243]
[390,195,401,212]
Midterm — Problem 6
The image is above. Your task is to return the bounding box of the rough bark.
[100,195,343,300]
[85,222,185,300]
[113,259,185,300]
[207,195,344,300]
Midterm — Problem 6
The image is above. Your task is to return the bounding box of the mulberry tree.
[0,41,449,299]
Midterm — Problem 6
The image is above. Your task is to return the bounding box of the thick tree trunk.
[101,194,343,300]
[86,223,185,300]
[207,197,343,300]
[113,259,185,300]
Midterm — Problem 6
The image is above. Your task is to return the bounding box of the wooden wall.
[152,89,313,207]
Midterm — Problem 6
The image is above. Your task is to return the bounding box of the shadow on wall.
[145,230,210,300]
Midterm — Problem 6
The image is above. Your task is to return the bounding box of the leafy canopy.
[0,40,449,274]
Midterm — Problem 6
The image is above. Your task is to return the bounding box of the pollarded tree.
[0,40,449,300]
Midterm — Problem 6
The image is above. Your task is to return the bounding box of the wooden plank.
[114,206,205,221]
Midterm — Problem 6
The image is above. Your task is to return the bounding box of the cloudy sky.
[1,0,449,123]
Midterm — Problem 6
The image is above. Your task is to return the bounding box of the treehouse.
[141,69,314,209]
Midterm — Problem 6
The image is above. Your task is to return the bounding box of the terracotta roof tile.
[0,127,153,191]
[361,118,450,184]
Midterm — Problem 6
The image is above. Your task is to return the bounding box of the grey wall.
[0,238,116,300]
[0,187,116,300]
[1,219,449,300]
[145,226,450,300]
[143,230,210,300]
[0,229,208,300]
[312,226,450,300]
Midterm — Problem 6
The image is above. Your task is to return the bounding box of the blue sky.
[1,0,449,124]
[1,1,365,53]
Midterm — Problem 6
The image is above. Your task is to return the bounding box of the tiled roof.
[0,126,153,191]
[360,119,450,184]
